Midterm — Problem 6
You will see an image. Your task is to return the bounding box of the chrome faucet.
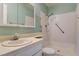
[11,33,20,40]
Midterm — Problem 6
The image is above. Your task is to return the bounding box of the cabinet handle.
[55,24,64,34]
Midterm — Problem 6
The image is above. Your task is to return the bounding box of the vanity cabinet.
[2,40,42,56]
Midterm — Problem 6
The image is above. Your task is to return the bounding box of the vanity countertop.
[0,32,43,55]
[0,32,42,42]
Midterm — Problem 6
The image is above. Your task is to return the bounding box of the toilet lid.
[43,48,56,54]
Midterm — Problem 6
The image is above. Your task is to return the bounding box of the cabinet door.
[7,3,18,25]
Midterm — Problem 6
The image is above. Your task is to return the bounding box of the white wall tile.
[48,12,76,46]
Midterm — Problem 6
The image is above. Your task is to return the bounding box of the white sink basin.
[1,38,32,47]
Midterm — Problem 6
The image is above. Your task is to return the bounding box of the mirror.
[0,3,42,35]
[17,3,35,27]
[3,3,35,27]
[7,3,18,25]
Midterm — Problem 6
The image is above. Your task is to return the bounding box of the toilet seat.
[42,48,56,56]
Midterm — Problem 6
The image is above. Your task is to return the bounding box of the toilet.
[42,48,56,56]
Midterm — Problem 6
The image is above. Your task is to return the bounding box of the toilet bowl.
[42,48,56,56]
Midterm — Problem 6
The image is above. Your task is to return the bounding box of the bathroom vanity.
[0,3,41,56]
[0,37,43,56]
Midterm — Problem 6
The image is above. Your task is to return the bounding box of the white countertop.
[0,37,43,55]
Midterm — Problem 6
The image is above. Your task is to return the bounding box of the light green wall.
[34,4,48,32]
[34,4,41,32]
[0,26,35,35]
[0,3,41,35]
[48,3,77,16]
[38,3,48,15]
